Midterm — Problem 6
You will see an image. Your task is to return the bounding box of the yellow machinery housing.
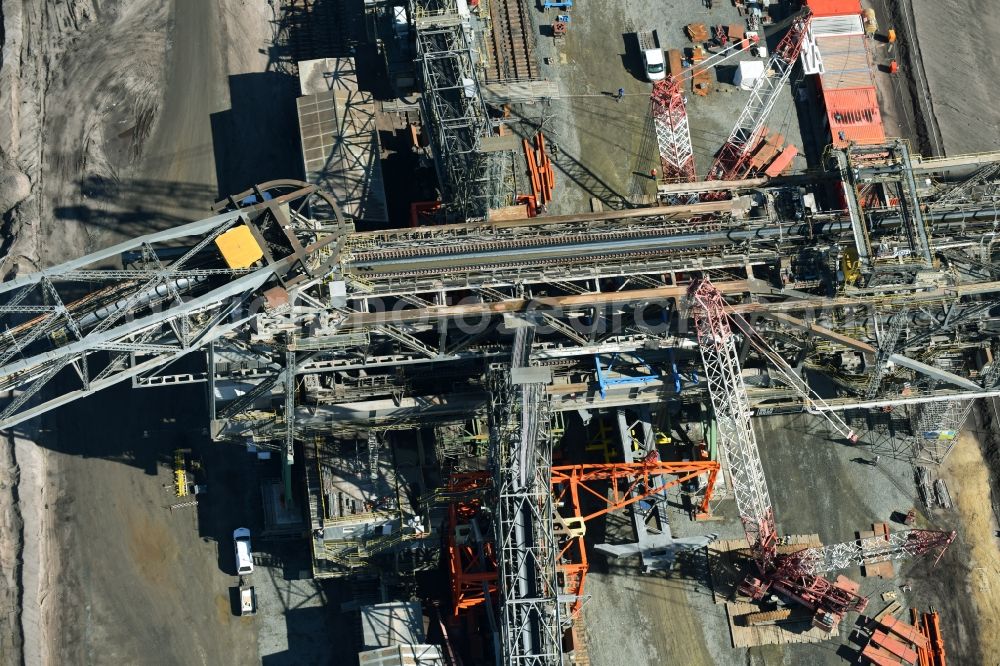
[215,225,264,269]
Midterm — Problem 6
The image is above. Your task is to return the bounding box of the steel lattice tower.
[650,77,696,184]
[412,0,511,220]
[489,325,562,665]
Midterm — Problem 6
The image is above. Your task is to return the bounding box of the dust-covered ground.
[529,0,807,215]
[580,411,973,666]
[909,0,1000,155]
[1,3,173,660]
[0,0,291,662]
[948,404,1000,663]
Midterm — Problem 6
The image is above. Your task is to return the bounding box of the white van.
[233,527,253,575]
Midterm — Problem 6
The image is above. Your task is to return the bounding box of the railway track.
[485,0,537,83]
[349,243,757,281]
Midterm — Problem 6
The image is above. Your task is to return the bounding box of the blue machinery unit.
[594,351,698,399]
[595,353,666,399]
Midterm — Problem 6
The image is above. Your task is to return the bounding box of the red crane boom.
[707,10,813,182]
[690,278,954,631]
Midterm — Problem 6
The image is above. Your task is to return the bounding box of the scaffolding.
[911,359,1000,463]
[864,308,910,399]
[412,0,511,220]
[489,325,562,666]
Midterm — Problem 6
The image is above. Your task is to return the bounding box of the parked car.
[233,527,253,575]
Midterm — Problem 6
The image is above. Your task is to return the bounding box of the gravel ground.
[909,0,1000,155]
[0,0,299,662]
[530,0,806,215]
[45,390,258,664]
[580,412,942,666]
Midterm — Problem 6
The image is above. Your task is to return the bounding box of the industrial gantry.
[4,145,1000,662]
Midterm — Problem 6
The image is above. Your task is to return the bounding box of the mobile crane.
[690,278,954,632]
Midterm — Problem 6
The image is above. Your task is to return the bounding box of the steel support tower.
[412,0,510,219]
[489,325,562,665]
[911,358,1000,463]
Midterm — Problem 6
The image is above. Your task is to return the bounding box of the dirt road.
[0,0,284,661]
[140,0,224,192]
[43,0,283,661]
[46,383,260,664]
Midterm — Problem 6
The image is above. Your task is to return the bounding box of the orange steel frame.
[445,462,719,619]
[550,460,720,617]
[445,472,498,615]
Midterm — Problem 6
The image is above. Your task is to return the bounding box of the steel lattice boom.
[784,529,957,576]
[691,277,955,630]
[707,10,812,182]
[651,76,696,183]
[0,183,351,429]
[691,279,778,570]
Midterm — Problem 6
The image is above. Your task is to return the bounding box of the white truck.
[637,30,666,82]
[233,527,253,575]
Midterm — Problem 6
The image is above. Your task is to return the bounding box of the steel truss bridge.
[4,146,1000,662]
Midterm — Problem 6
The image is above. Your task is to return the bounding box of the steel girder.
[8,150,1000,432]
[489,326,562,666]
[0,183,351,429]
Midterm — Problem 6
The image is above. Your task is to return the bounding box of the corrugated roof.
[806,0,862,17]
[360,602,425,649]
[824,86,886,147]
[816,34,875,90]
[297,89,388,223]
[812,14,864,37]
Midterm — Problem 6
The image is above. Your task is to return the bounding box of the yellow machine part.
[841,246,861,286]
[174,469,188,497]
[215,225,264,269]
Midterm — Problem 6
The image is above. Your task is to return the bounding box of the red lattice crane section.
[690,277,955,632]
[651,77,697,184]
[707,10,813,183]
[649,39,747,185]
[690,279,778,570]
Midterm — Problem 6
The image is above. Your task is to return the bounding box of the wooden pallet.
[861,523,895,579]
[875,600,903,623]
[570,618,592,666]
[726,602,833,648]
[708,534,822,604]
